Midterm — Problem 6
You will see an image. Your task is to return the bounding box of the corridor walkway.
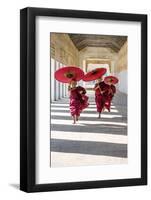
[50,90,128,167]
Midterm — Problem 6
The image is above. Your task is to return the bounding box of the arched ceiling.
[68,34,127,52]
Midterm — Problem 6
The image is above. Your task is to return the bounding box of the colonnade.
[51,58,68,102]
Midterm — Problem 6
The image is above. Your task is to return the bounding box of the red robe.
[69,86,89,116]
[104,84,116,112]
[94,81,108,113]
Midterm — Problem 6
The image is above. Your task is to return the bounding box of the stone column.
[58,62,63,99]
[82,59,86,88]
[64,84,66,97]
[65,84,68,97]
[51,58,55,102]
[55,61,59,100]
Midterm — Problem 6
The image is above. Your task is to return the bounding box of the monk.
[68,79,89,124]
[93,77,108,118]
[104,82,116,112]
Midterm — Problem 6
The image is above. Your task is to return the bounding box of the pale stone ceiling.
[68,34,127,52]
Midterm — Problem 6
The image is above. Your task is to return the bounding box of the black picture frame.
[20,7,147,192]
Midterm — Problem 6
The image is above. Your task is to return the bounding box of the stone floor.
[50,90,128,167]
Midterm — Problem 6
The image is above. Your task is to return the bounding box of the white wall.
[0,0,150,200]
[116,70,128,94]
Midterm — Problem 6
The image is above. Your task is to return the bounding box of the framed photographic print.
[20,7,147,192]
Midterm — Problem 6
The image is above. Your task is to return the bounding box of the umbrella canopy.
[83,68,107,82]
[54,66,84,83]
[104,76,119,85]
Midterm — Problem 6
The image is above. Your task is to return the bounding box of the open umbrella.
[54,66,84,83]
[83,68,107,82]
[104,76,119,84]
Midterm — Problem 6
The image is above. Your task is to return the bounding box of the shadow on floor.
[51,115,127,123]
[51,124,127,136]
[51,91,128,166]
[51,138,127,158]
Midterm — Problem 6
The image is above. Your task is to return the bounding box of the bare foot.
[98,113,101,118]
[72,116,76,124]
[76,116,79,121]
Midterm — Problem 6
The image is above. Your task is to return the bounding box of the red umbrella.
[54,66,84,83]
[83,68,107,82]
[104,76,119,84]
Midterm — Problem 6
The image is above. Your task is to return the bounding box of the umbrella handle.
[94,84,99,90]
